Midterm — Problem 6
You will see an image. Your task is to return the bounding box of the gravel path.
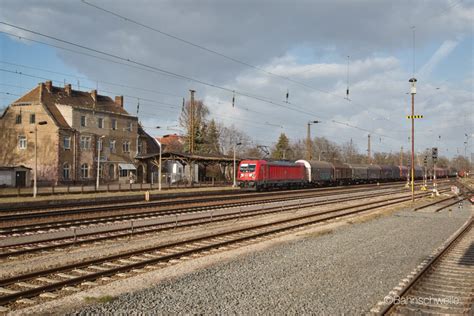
[74,204,471,315]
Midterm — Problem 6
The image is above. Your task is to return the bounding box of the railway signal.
[432,147,438,161]
[432,147,439,195]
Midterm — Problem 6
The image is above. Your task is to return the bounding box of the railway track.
[377,217,473,315]
[1,180,442,216]
[0,188,450,310]
[414,195,467,212]
[1,187,444,258]
[0,183,428,234]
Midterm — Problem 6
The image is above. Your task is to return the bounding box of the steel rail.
[0,188,427,257]
[0,185,416,234]
[0,190,437,306]
[380,218,473,315]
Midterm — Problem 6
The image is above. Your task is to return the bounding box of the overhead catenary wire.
[0,60,183,99]
[81,0,345,100]
[0,24,403,143]
[79,0,409,130]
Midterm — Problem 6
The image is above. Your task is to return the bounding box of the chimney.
[65,83,72,96]
[45,80,53,92]
[38,83,44,101]
[91,89,97,102]
[115,95,124,108]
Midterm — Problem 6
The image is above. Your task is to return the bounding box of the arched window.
[81,163,89,178]
[63,163,70,180]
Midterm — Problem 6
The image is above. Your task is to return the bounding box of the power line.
[0,60,183,99]
[80,1,409,129]
[0,22,403,143]
[81,0,343,100]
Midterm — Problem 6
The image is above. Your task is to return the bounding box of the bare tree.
[218,124,251,156]
[179,99,209,153]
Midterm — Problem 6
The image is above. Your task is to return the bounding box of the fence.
[0,180,233,198]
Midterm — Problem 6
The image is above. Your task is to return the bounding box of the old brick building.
[0,81,158,185]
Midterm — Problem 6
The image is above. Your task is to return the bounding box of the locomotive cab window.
[240,164,256,172]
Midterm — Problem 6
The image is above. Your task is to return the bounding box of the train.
[237,159,455,191]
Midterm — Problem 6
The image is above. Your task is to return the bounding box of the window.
[138,140,143,154]
[239,164,256,172]
[63,163,70,179]
[30,114,35,124]
[109,140,116,153]
[15,114,22,124]
[18,136,27,149]
[80,115,86,127]
[119,167,128,177]
[98,117,104,129]
[63,136,71,150]
[127,121,133,132]
[122,141,130,153]
[81,163,89,178]
[80,136,91,150]
[111,119,117,130]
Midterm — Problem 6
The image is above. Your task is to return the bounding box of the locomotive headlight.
[250,173,255,178]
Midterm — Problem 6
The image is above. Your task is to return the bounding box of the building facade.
[0,81,157,185]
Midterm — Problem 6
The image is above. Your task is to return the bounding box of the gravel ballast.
[73,204,471,314]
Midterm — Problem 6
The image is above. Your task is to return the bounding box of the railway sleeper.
[409,288,473,300]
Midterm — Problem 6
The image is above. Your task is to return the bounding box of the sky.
[0,0,472,159]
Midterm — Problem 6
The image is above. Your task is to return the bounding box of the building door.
[15,171,26,187]
[137,165,144,183]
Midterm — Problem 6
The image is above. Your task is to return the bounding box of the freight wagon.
[295,160,334,186]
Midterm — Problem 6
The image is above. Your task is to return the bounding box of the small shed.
[0,165,32,187]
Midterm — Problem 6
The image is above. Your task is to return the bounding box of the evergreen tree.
[204,119,221,154]
[271,133,290,159]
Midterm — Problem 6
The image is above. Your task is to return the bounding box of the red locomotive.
[237,160,307,190]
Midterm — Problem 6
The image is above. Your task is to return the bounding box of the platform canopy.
[136,151,238,166]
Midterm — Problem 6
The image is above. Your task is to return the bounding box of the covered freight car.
[380,165,399,181]
[295,160,334,186]
[332,162,352,184]
[345,164,369,182]
[367,164,382,180]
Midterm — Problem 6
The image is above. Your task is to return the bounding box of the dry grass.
[299,228,334,238]
[84,295,115,304]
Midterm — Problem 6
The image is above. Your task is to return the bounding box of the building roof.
[158,134,185,145]
[136,151,236,164]
[0,165,32,171]
[12,81,134,129]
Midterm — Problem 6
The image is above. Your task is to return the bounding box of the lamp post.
[96,135,105,191]
[409,77,417,202]
[32,121,48,198]
[233,142,242,187]
[155,127,163,191]
[306,120,321,161]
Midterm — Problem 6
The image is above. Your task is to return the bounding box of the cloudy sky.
[0,0,472,158]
